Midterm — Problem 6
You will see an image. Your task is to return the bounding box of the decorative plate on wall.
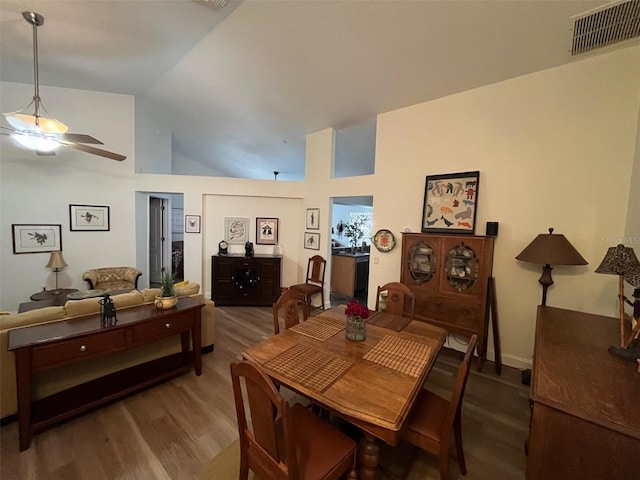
[372,229,396,252]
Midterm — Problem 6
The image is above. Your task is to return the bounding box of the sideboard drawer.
[417,295,482,331]
[132,314,193,341]
[31,329,128,370]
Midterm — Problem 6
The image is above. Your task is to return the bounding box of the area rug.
[199,438,435,480]
[199,440,254,480]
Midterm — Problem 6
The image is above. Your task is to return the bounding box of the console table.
[9,297,203,451]
[527,306,640,479]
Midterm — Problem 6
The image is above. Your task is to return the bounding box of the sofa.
[0,282,215,421]
[82,266,143,290]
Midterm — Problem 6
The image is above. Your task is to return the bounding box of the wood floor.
[0,305,531,480]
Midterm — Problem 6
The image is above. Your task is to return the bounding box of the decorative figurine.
[609,288,640,362]
[99,294,117,327]
[245,241,254,257]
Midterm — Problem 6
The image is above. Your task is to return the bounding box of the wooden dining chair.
[401,335,478,480]
[230,361,357,480]
[273,289,308,335]
[290,255,326,315]
[375,282,415,318]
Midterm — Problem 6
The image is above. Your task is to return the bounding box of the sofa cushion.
[0,306,66,330]
[64,291,144,317]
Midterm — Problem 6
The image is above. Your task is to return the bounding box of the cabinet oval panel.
[32,329,128,370]
[407,242,438,284]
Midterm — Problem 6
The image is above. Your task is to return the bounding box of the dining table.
[242,305,447,480]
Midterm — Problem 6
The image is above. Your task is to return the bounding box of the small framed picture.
[225,217,249,244]
[421,171,480,235]
[306,208,320,230]
[304,232,320,250]
[12,224,62,254]
[185,215,201,233]
[256,217,278,245]
[69,204,110,231]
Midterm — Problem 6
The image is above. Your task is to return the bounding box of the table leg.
[358,432,380,480]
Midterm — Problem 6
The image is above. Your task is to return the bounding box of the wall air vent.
[570,0,640,56]
[192,0,228,9]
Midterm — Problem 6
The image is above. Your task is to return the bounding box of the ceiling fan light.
[11,132,60,152]
[4,113,68,134]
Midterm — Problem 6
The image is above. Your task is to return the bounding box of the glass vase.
[346,315,366,341]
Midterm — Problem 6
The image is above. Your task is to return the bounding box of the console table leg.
[15,349,33,451]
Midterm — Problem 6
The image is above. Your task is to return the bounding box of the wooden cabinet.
[331,253,370,297]
[527,306,640,479]
[400,233,494,367]
[211,254,282,306]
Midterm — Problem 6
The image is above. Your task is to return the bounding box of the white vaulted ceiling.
[0,0,627,180]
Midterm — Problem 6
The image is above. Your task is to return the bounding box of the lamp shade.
[516,228,588,266]
[595,244,640,276]
[45,251,67,270]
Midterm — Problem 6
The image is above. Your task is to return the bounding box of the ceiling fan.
[1,11,126,161]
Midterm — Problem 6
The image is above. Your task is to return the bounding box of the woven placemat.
[289,316,345,341]
[366,312,412,332]
[363,335,433,377]
[316,307,348,322]
[264,344,353,392]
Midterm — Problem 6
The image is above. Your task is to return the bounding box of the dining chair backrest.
[375,282,416,318]
[273,289,308,335]
[401,334,478,480]
[230,360,358,480]
[230,360,297,480]
[306,255,326,286]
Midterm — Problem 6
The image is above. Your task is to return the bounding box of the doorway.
[149,197,167,286]
[330,196,373,307]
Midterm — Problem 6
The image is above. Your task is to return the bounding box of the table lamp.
[595,244,640,348]
[516,228,588,306]
[45,251,68,293]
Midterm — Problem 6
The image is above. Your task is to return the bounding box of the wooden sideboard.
[8,297,203,451]
[527,306,640,479]
[400,233,496,369]
[211,254,282,306]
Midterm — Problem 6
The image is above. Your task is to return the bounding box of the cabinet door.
[211,257,234,303]
[439,236,488,297]
[401,234,441,292]
[257,258,281,303]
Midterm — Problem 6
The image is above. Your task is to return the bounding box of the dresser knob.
[80,345,87,352]
[165,323,171,328]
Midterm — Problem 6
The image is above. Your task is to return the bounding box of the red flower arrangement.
[344,300,370,320]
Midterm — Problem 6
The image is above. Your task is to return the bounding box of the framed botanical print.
[306,208,319,230]
[12,224,62,254]
[304,232,320,250]
[185,215,201,233]
[69,204,110,231]
[225,217,249,244]
[421,171,480,235]
[256,217,278,245]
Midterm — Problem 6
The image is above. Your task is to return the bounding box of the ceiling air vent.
[192,0,228,9]
[570,0,640,56]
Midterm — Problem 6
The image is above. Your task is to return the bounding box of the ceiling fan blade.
[59,141,126,161]
[61,133,104,145]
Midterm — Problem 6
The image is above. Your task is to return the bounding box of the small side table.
[30,289,78,303]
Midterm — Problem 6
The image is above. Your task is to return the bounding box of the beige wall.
[306,45,640,367]
[2,44,638,369]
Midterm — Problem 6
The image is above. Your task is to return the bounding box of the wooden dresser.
[211,254,282,306]
[527,306,640,479]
